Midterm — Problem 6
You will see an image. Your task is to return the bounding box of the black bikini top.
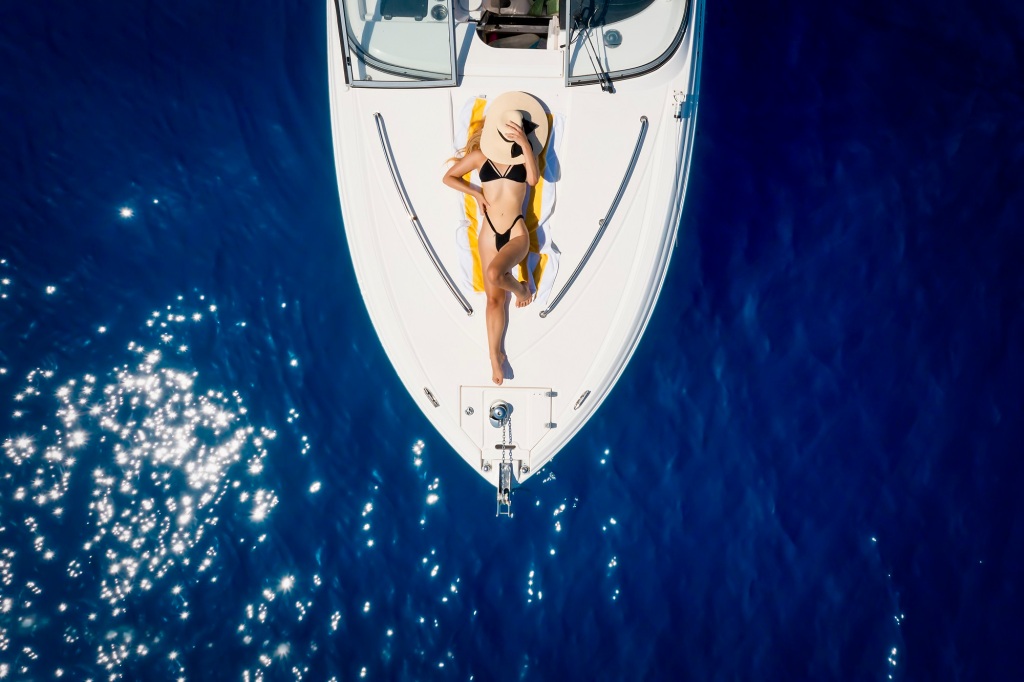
[479,158,527,184]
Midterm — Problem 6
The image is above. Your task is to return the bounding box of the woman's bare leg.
[484,290,507,384]
[479,227,532,384]
[479,231,509,384]
[484,234,533,307]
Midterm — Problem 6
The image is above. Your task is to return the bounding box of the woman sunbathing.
[443,91,550,385]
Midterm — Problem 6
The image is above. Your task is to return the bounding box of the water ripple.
[0,294,282,680]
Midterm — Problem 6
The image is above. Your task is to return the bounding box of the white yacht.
[327,0,704,513]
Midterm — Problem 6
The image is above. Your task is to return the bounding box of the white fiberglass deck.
[328,0,703,492]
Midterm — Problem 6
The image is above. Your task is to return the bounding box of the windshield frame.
[334,0,459,88]
[564,0,692,87]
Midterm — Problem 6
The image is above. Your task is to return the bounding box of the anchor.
[490,400,515,517]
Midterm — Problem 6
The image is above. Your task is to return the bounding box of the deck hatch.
[460,386,553,466]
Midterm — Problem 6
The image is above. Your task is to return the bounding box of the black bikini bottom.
[486,213,525,251]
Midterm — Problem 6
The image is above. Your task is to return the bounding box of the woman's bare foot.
[490,352,506,385]
[513,280,534,308]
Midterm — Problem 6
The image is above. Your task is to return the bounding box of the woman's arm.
[443,149,489,212]
[505,122,540,186]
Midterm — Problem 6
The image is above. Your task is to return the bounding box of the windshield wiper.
[571,3,614,93]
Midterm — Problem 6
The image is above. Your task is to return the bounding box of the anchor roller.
[488,400,512,428]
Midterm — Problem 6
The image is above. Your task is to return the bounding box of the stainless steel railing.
[373,113,474,316]
[539,115,648,319]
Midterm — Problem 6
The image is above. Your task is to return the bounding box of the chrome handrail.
[539,116,648,319]
[373,113,473,316]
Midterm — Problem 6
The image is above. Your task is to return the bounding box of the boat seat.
[481,0,557,15]
[476,10,556,48]
[488,33,545,49]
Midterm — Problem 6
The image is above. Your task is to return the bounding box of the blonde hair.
[448,123,484,165]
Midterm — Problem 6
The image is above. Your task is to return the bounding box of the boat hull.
[327,0,704,489]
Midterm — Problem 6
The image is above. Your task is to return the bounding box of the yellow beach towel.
[453,96,562,304]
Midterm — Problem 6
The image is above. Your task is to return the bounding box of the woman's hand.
[505,122,530,150]
[476,192,490,214]
[505,121,540,186]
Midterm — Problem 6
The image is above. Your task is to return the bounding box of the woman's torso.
[480,158,527,225]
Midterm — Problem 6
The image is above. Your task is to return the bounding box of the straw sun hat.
[479,91,550,166]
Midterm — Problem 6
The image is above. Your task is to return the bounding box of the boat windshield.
[566,0,691,86]
[335,0,457,86]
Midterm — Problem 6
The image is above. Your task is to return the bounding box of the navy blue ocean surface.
[1,1,1021,679]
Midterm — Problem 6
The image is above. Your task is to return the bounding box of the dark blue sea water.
[2,1,1022,680]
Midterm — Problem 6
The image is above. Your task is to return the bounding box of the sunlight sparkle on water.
[119,207,133,218]
[0,296,285,679]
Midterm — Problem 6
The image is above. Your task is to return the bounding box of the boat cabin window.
[335,0,458,86]
[566,0,691,85]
